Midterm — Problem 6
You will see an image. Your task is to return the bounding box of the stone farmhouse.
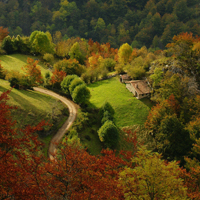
[125,80,151,99]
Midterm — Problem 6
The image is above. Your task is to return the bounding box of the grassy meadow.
[0,79,69,156]
[88,76,153,128]
[0,54,51,77]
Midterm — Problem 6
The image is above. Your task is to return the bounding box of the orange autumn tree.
[45,143,133,200]
[50,69,66,89]
[166,32,200,84]
[44,128,137,199]
[0,26,9,41]
[22,58,43,87]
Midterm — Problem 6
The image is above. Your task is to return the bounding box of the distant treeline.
[0,0,199,48]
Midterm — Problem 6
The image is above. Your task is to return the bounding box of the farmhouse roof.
[120,74,131,80]
[129,80,151,95]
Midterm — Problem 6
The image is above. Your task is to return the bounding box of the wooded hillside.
[0,0,199,48]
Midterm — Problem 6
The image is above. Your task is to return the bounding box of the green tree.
[71,84,90,105]
[69,78,84,94]
[61,74,78,95]
[29,31,54,55]
[95,18,106,32]
[150,67,163,87]
[101,110,114,125]
[173,0,190,22]
[98,120,118,149]
[99,101,115,119]
[157,114,192,162]
[118,43,132,64]
[54,59,85,76]
[119,147,188,200]
[69,42,86,65]
[1,36,16,54]
[100,58,116,72]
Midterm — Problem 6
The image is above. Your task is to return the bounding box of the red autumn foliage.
[50,69,66,84]
[0,26,9,41]
[180,164,200,199]
[45,143,132,199]
[166,32,200,48]
[0,90,137,199]
[88,39,118,60]
[0,90,50,199]
[166,94,180,115]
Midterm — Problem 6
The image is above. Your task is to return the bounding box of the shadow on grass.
[88,79,110,88]
[0,85,10,93]
[139,97,155,109]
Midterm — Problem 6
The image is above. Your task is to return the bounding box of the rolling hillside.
[88,76,153,127]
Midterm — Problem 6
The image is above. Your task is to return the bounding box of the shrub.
[69,78,84,94]
[101,110,114,125]
[98,120,119,149]
[54,59,85,76]
[71,84,90,105]
[100,68,109,79]
[61,74,78,95]
[81,72,91,84]
[43,53,54,64]
[9,77,20,89]
[99,102,115,119]
[0,63,5,79]
[1,36,16,54]
[7,70,32,89]
[101,58,116,72]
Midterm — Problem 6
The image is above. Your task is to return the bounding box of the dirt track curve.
[33,87,78,160]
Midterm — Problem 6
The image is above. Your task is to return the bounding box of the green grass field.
[0,79,68,156]
[88,76,153,127]
[0,54,51,77]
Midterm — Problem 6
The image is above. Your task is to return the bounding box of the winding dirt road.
[33,87,78,160]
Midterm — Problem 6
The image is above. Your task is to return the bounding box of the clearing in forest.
[88,76,153,127]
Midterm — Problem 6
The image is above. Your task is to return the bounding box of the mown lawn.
[88,76,153,127]
[0,79,68,156]
[0,54,51,77]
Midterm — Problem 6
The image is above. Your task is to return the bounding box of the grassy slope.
[88,76,153,127]
[0,54,51,77]
[0,79,68,156]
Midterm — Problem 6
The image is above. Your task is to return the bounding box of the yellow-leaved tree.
[118,147,188,200]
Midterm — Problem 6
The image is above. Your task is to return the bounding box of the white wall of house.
[126,83,137,97]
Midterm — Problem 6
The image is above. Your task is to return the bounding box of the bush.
[101,110,114,125]
[0,64,6,79]
[101,58,116,72]
[1,36,16,54]
[69,78,84,94]
[7,71,32,90]
[98,120,119,149]
[99,102,115,119]
[9,77,20,89]
[61,74,78,95]
[115,63,125,74]
[54,59,85,76]
[43,53,54,64]
[71,84,91,105]
[81,72,91,84]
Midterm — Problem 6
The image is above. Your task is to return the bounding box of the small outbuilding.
[120,74,131,83]
[126,80,151,99]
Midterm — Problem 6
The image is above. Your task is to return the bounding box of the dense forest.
[0,0,200,48]
[1,0,200,199]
